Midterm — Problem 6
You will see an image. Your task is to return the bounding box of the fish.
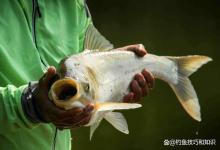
[49,24,212,139]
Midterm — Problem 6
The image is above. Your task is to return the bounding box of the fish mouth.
[50,78,82,109]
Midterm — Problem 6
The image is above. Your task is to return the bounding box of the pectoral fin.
[104,112,129,134]
[96,102,142,112]
[90,117,102,140]
[89,111,107,140]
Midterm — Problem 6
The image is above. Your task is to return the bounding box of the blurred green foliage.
[71,0,220,149]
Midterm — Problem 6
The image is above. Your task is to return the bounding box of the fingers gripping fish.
[49,24,212,139]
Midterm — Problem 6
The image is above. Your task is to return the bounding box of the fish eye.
[85,83,90,92]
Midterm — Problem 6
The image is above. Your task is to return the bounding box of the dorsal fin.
[84,24,114,51]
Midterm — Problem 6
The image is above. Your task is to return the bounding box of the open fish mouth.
[50,78,82,109]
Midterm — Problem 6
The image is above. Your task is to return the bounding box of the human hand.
[118,44,155,102]
[33,67,94,129]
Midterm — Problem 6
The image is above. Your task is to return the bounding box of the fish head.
[49,57,94,110]
[49,56,142,138]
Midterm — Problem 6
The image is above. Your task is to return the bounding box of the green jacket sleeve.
[0,84,37,133]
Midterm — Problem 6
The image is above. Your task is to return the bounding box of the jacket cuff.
[21,82,48,123]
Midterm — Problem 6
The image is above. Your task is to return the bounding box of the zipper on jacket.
[32,0,47,68]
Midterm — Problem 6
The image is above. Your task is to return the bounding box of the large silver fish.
[49,24,212,139]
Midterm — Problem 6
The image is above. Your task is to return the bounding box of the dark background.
[71,0,220,149]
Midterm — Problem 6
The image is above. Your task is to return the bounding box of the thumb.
[83,103,95,115]
[42,66,57,88]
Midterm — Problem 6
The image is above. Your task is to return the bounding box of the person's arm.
[0,84,34,133]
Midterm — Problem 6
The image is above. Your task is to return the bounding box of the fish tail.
[167,55,212,121]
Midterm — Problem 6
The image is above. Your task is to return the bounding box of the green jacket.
[0,0,91,149]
